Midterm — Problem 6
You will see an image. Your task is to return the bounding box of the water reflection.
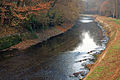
[82,17,91,20]
[74,32,99,52]
[80,20,93,23]
[31,16,108,80]
[0,16,108,80]
[79,16,94,23]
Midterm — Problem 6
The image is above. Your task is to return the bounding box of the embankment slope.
[84,16,120,80]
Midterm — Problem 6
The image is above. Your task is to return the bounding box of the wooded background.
[85,0,120,18]
[0,0,120,35]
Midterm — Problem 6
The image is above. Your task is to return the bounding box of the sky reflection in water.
[80,17,93,23]
[74,32,99,52]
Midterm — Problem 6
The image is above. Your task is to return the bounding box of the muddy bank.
[8,23,73,50]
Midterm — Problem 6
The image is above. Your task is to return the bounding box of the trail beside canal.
[85,15,120,80]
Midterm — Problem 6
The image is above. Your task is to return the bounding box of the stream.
[0,16,108,80]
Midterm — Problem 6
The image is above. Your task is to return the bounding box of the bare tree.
[112,0,115,18]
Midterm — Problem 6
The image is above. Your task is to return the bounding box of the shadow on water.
[0,16,109,80]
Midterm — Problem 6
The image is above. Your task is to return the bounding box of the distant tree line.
[85,0,120,18]
[100,0,120,18]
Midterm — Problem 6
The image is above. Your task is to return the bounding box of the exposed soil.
[10,23,73,50]
[84,15,120,80]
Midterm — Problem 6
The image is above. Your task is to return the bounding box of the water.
[0,16,109,80]
[74,32,99,52]
[80,17,93,23]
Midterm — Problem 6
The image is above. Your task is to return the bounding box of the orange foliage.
[100,0,113,16]
[0,0,53,26]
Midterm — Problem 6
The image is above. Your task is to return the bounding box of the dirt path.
[84,15,120,80]
[84,30,118,80]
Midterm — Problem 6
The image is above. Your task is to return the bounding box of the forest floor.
[4,23,73,50]
[84,15,120,80]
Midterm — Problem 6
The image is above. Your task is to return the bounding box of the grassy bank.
[7,23,73,50]
[0,34,22,50]
[84,16,120,80]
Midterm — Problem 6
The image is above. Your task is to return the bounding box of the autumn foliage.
[0,0,53,27]
[85,0,120,18]
[0,0,85,34]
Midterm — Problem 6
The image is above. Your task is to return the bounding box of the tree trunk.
[115,0,118,18]
[117,0,119,18]
[1,12,4,26]
[0,1,4,27]
[112,0,115,18]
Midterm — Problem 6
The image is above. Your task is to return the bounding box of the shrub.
[0,34,22,50]
[21,32,38,40]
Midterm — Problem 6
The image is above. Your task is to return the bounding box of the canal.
[0,16,108,80]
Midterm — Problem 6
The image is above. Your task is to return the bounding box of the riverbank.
[0,16,106,80]
[84,15,120,80]
[1,23,73,51]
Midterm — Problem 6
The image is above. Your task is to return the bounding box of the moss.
[0,34,22,50]
[30,32,38,39]
[22,32,38,40]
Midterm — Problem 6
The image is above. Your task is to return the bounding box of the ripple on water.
[23,17,108,80]
[1,16,108,80]
[80,20,93,23]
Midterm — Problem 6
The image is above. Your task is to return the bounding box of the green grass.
[86,17,120,80]
[113,19,120,24]
[112,44,120,49]
[94,66,104,73]
[0,34,22,50]
[117,75,120,80]
[30,32,38,39]
[118,28,120,31]
[86,66,104,80]
[86,38,120,80]
[111,40,120,50]
[22,32,38,40]
[108,48,112,53]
